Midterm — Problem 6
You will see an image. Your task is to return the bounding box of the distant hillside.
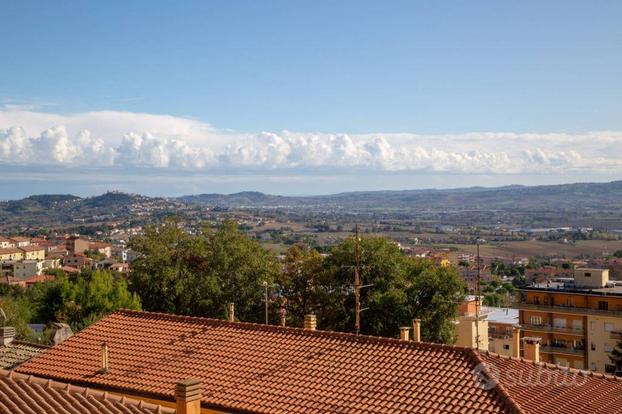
[3,181,622,231]
[0,194,81,214]
[179,180,622,211]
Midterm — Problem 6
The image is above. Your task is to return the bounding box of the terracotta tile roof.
[23,274,55,285]
[17,245,45,253]
[17,310,622,414]
[0,369,174,414]
[0,341,48,369]
[480,352,622,414]
[17,310,511,414]
[0,248,22,255]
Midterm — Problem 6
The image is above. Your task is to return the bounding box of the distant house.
[88,241,112,258]
[8,236,31,247]
[63,252,93,269]
[18,245,46,260]
[0,236,14,249]
[12,260,44,279]
[0,248,24,261]
[110,262,129,273]
[65,235,90,254]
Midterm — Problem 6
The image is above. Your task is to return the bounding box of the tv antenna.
[353,225,373,335]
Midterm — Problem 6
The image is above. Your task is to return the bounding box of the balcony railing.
[521,324,585,336]
[518,302,622,317]
[540,345,585,356]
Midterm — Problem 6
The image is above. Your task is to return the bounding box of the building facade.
[518,268,622,373]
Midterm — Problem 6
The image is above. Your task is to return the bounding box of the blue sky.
[1,1,621,198]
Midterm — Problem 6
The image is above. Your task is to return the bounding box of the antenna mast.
[475,240,481,350]
[354,224,362,335]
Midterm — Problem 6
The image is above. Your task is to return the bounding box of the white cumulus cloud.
[1,109,621,175]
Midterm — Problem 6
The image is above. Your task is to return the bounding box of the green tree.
[323,236,410,335]
[129,220,279,323]
[0,295,35,340]
[277,245,331,326]
[614,250,622,258]
[35,270,141,331]
[307,236,466,342]
[610,337,622,376]
[404,260,466,343]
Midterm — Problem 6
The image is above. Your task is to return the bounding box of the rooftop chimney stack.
[511,326,520,358]
[399,327,410,341]
[228,303,235,323]
[280,308,287,327]
[304,314,317,330]
[175,378,203,414]
[0,327,15,346]
[412,319,421,342]
[522,337,540,363]
[100,342,109,373]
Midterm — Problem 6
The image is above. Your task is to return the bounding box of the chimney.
[279,307,287,327]
[175,378,203,414]
[522,337,540,363]
[412,319,421,342]
[511,326,520,358]
[0,326,15,346]
[100,342,109,373]
[399,327,410,341]
[304,314,317,330]
[228,303,235,322]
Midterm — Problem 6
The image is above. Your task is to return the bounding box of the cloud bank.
[1,109,621,175]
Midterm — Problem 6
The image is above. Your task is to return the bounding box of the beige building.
[8,237,30,247]
[455,296,520,356]
[18,245,45,260]
[519,268,622,373]
[454,296,489,351]
[0,248,24,261]
[0,237,14,249]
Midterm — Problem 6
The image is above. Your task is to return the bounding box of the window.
[503,344,510,350]
[585,272,592,277]
[605,344,613,352]
[591,343,596,351]
[605,323,614,332]
[554,318,567,328]
[590,321,596,331]
[599,301,609,311]
[591,363,597,371]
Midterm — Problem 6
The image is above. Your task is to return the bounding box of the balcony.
[521,324,585,336]
[540,345,585,356]
[518,302,622,318]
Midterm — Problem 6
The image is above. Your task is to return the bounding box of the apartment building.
[18,245,46,260]
[0,248,24,261]
[518,268,622,373]
[455,296,519,357]
[0,236,14,249]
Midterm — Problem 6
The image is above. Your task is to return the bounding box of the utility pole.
[475,239,482,350]
[354,225,362,335]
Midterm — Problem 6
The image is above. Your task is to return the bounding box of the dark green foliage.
[610,337,622,376]
[276,237,466,342]
[0,269,139,340]
[129,220,280,323]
